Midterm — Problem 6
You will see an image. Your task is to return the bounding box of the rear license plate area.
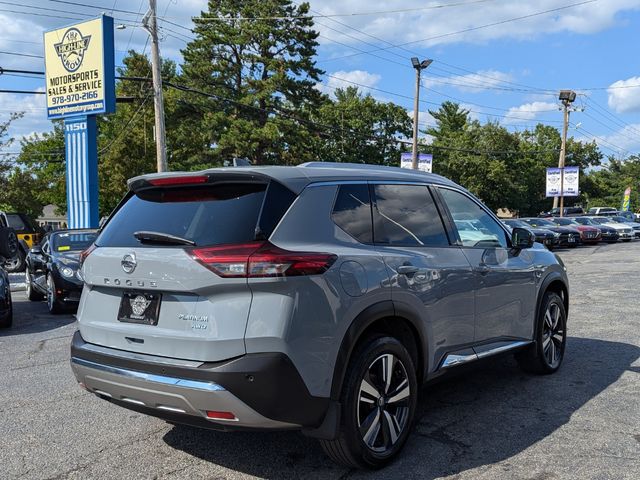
[118,292,162,325]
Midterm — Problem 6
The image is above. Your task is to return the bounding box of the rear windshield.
[7,214,28,231]
[97,183,270,248]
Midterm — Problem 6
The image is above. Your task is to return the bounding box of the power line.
[0,51,43,59]
[322,0,598,63]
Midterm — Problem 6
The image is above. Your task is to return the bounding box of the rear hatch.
[78,173,296,362]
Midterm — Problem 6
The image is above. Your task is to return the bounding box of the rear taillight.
[190,242,337,278]
[79,243,97,268]
[148,175,208,186]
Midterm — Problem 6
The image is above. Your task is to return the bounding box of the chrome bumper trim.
[71,357,225,392]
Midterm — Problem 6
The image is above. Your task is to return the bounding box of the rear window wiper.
[133,231,196,246]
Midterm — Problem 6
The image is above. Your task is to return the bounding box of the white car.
[588,217,634,241]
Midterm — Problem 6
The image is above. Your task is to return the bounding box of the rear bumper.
[70,331,330,432]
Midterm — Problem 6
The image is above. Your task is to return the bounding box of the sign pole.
[64,117,99,228]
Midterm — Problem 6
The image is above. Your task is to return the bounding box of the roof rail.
[298,162,404,171]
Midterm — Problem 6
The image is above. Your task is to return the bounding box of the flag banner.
[546,167,562,197]
[622,186,631,211]
[562,166,579,197]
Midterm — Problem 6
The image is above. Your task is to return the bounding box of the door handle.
[397,265,419,275]
[474,265,491,275]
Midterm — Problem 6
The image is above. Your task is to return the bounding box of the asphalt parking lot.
[1,243,639,480]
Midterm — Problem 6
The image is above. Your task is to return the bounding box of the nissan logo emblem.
[121,253,137,274]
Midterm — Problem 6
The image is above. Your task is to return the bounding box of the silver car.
[71,163,569,469]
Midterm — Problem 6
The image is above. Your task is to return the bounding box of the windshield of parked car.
[590,217,611,225]
[503,219,528,228]
[50,231,97,252]
[524,218,554,227]
[574,217,595,226]
[611,216,631,223]
[553,218,578,226]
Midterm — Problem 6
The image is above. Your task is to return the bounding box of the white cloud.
[424,70,514,93]
[504,101,558,124]
[585,123,640,155]
[607,76,640,113]
[0,90,51,147]
[318,70,382,97]
[312,0,640,50]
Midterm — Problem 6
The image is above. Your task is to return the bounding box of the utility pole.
[554,90,576,216]
[143,0,168,173]
[411,57,432,170]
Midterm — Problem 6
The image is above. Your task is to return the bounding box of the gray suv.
[71,163,569,469]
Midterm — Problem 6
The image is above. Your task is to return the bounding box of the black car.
[573,217,619,243]
[0,266,12,328]
[521,218,581,247]
[25,229,97,314]
[502,219,560,249]
[0,222,17,328]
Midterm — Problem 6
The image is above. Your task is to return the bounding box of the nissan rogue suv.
[71,163,569,469]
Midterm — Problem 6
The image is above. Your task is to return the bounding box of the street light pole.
[554,90,576,217]
[143,0,168,173]
[411,57,432,170]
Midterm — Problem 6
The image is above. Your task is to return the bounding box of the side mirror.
[31,245,42,255]
[512,227,534,249]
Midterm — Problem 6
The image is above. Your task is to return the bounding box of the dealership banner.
[400,152,432,173]
[546,167,579,197]
[622,186,631,211]
[546,167,562,197]
[44,16,115,119]
[562,166,579,197]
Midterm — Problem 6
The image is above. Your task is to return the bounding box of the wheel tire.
[320,336,418,469]
[516,292,567,374]
[4,249,26,273]
[0,290,12,329]
[26,271,44,301]
[46,274,64,314]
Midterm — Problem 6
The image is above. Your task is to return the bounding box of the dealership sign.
[400,152,432,173]
[546,167,579,197]
[44,16,115,119]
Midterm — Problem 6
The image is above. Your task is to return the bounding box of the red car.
[551,217,601,244]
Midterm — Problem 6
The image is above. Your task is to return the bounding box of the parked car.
[2,212,44,273]
[548,217,601,245]
[0,266,12,329]
[70,163,569,469]
[0,222,17,329]
[573,217,619,243]
[608,215,640,238]
[502,219,560,249]
[587,217,634,241]
[587,207,618,216]
[521,217,581,247]
[25,229,98,314]
[548,206,584,217]
[615,211,637,222]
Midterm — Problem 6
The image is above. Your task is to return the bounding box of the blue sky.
[1,0,639,159]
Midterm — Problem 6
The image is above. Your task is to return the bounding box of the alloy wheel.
[542,302,565,368]
[47,275,54,310]
[357,353,411,454]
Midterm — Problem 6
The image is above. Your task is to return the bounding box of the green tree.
[97,51,179,214]
[180,0,324,165]
[5,123,65,217]
[313,86,412,165]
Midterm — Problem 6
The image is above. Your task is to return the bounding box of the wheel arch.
[329,301,427,402]
[538,273,569,322]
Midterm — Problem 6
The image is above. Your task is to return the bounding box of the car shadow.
[0,295,76,337]
[162,337,639,479]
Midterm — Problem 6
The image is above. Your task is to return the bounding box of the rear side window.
[97,183,268,247]
[372,184,449,247]
[331,184,373,243]
[7,214,27,231]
